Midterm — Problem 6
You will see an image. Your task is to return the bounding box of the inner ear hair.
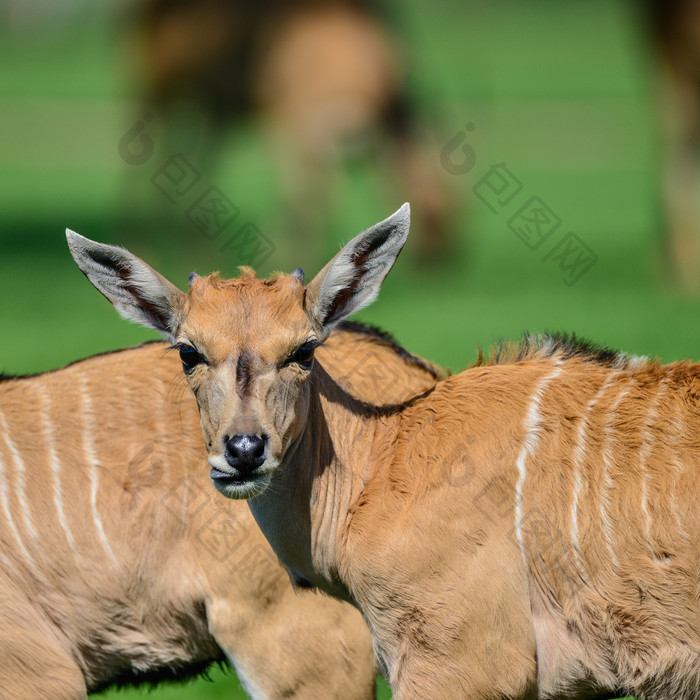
[307,203,410,332]
[66,228,185,340]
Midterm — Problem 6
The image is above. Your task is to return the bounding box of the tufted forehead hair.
[182,268,311,350]
[188,267,303,293]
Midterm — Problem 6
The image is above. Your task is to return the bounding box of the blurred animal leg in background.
[389,111,455,263]
[255,1,454,266]
[645,0,700,291]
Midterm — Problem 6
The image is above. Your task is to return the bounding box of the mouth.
[209,466,271,500]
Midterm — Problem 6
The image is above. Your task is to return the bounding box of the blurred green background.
[0,0,682,698]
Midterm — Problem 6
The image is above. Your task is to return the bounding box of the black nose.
[225,434,266,474]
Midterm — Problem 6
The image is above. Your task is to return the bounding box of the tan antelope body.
[70,206,700,699]
[0,319,440,698]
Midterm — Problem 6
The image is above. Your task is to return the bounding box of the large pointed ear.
[66,229,186,341]
[305,204,410,337]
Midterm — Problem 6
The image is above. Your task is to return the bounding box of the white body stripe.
[38,388,78,554]
[80,376,119,568]
[638,377,668,548]
[599,382,634,567]
[571,372,619,568]
[0,442,36,572]
[0,411,39,544]
[668,399,688,537]
[514,365,563,565]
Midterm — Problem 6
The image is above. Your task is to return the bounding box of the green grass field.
[0,1,682,698]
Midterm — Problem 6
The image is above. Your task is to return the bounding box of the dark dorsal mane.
[481,331,648,369]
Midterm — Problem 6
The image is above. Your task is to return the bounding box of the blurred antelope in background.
[123,0,451,263]
[0,263,441,698]
[73,204,700,699]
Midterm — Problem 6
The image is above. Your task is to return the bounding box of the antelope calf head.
[67,204,409,499]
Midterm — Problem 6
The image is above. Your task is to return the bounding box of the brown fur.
[147,266,700,699]
[0,324,440,699]
[75,212,696,699]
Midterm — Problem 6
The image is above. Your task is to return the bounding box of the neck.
[248,363,417,602]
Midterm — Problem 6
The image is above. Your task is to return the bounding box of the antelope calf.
[71,205,699,699]
[0,286,440,698]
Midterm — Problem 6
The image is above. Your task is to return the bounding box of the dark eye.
[178,344,204,372]
[287,342,315,369]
